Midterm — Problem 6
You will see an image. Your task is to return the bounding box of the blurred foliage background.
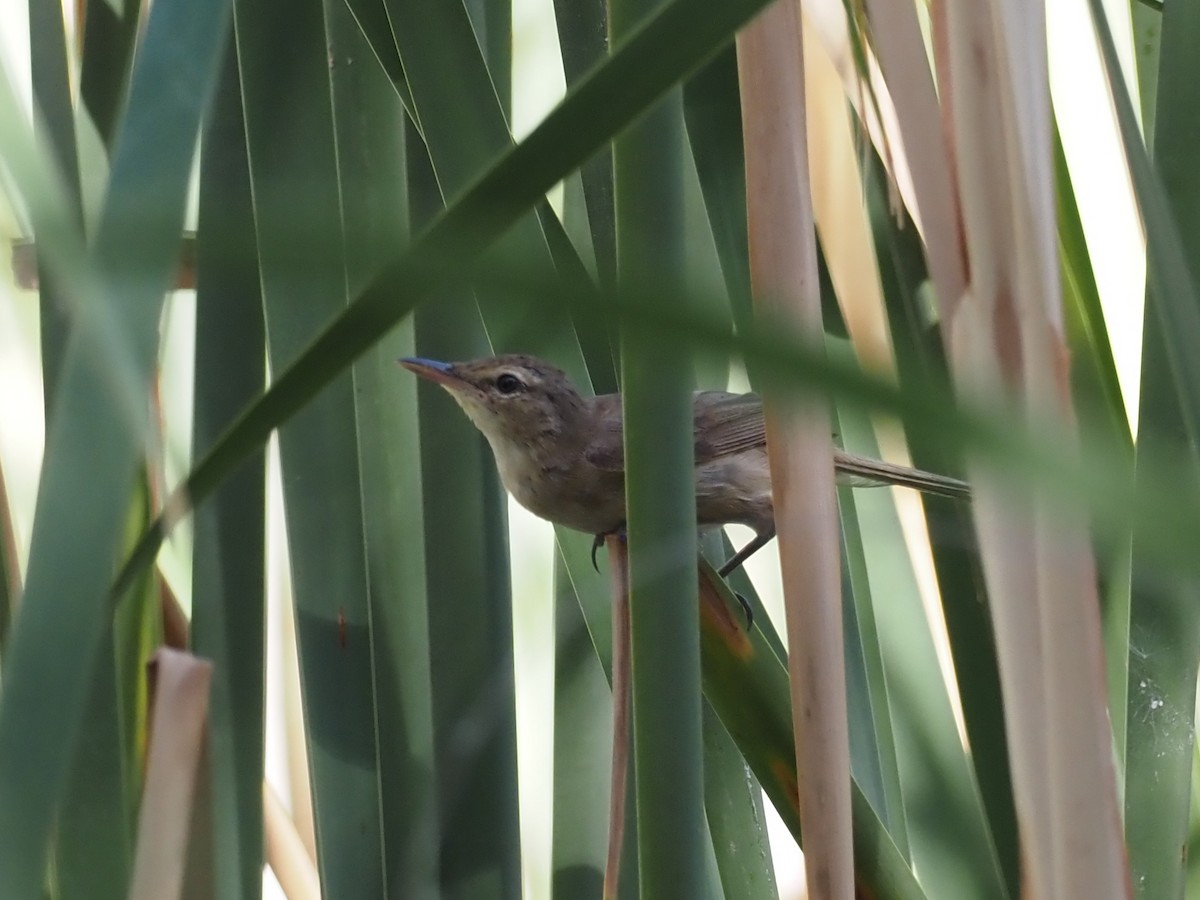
[0,0,1199,897]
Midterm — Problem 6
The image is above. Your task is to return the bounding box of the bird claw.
[734,592,754,630]
[591,526,628,572]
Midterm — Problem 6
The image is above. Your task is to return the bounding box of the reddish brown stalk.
[603,534,631,900]
[0,455,21,615]
[937,2,1129,895]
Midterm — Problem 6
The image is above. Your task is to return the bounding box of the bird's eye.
[496,373,523,394]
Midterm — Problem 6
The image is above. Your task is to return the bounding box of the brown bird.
[401,354,968,576]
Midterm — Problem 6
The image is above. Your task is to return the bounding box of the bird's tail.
[832,450,970,500]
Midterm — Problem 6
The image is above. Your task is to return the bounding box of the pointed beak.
[398,357,462,387]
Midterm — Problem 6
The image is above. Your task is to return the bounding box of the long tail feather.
[832,450,970,499]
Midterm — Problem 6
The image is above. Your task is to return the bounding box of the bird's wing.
[584,391,767,471]
[585,390,970,499]
[581,394,625,470]
[695,394,971,497]
[691,391,768,462]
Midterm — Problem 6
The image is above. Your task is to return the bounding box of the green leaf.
[0,467,16,656]
[609,0,708,891]
[464,0,512,116]
[553,0,615,291]
[54,631,134,900]
[27,0,84,413]
[1119,0,1200,894]
[77,0,141,154]
[1125,310,1200,900]
[682,45,750,329]
[190,34,267,900]
[234,0,391,891]
[697,564,927,900]
[1130,0,1162,144]
[338,0,414,115]
[328,9,444,898]
[408,124,522,898]
[56,476,161,900]
[0,0,230,891]
[702,704,779,900]
[550,550,617,898]
[381,0,587,364]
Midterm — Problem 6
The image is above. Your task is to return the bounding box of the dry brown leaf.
[128,648,214,900]
[264,782,321,900]
[940,1,1129,896]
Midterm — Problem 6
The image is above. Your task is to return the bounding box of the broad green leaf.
[1130,0,1161,143]
[697,563,927,900]
[234,0,387,891]
[408,124,522,899]
[0,0,230,891]
[328,10,442,899]
[682,45,750,329]
[381,0,585,364]
[56,473,161,900]
[553,0,616,291]
[190,35,267,900]
[339,0,413,115]
[609,0,707,889]
[465,0,512,116]
[550,550,620,898]
[77,0,141,155]
[1125,290,1200,900]
[0,468,15,655]
[27,0,83,412]
[701,704,779,900]
[53,633,133,900]
[1120,0,1200,895]
[56,621,136,900]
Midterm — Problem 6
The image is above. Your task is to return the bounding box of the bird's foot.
[717,528,775,578]
[591,526,627,572]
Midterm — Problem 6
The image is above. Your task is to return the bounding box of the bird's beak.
[398,357,463,388]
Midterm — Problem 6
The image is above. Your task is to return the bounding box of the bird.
[400,353,969,577]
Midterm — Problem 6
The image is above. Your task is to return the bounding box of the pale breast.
[489,435,626,535]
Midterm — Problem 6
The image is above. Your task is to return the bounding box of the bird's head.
[399,354,587,446]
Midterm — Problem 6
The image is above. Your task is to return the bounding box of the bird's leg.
[591,524,627,572]
[718,527,775,578]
